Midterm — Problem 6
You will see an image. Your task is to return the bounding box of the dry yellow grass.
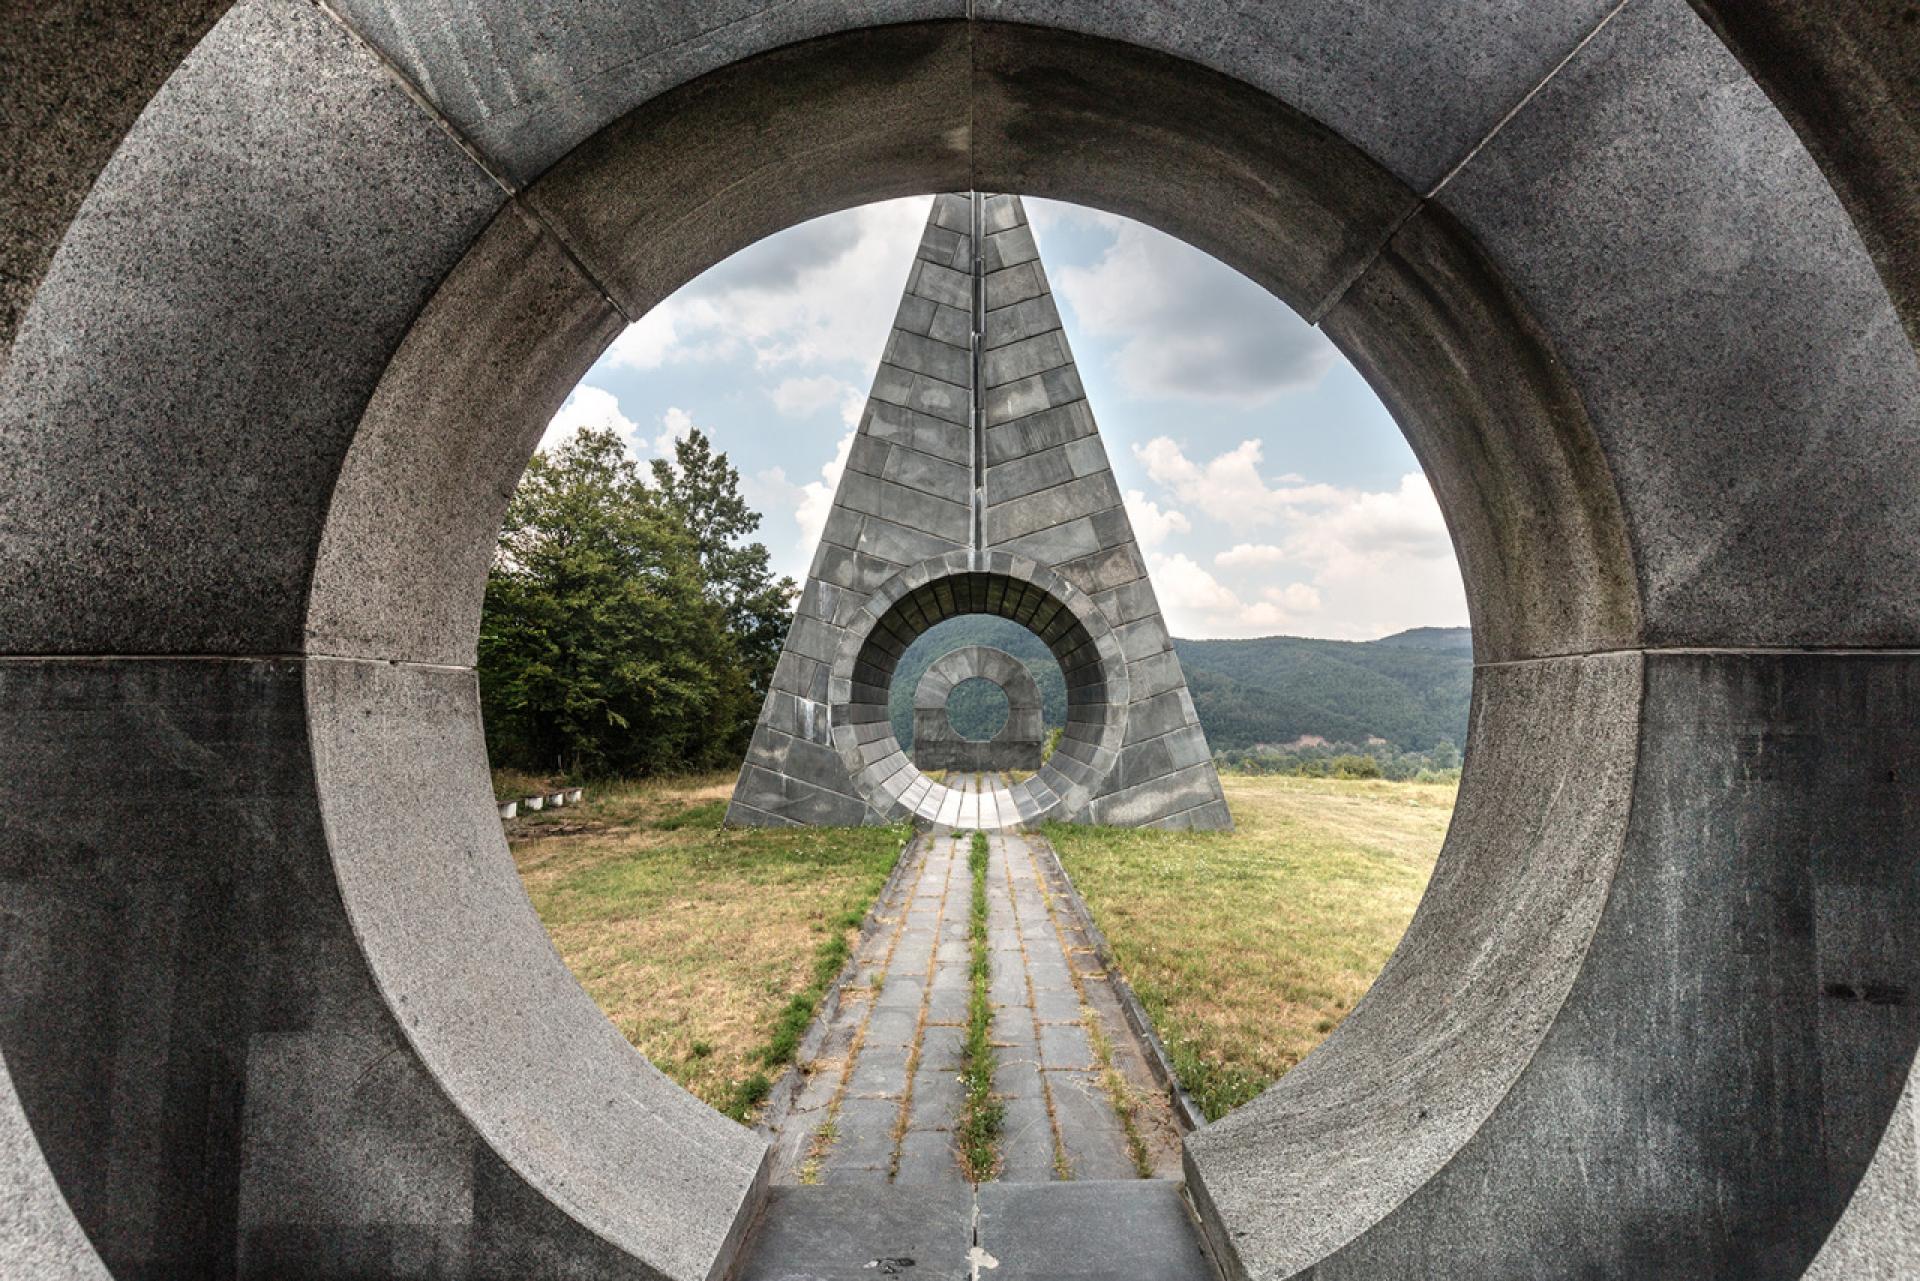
[1047,773,1454,1119]
[506,771,909,1117]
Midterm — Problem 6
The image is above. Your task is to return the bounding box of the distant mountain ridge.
[887,617,1471,756]
[1175,628,1471,753]
[1372,626,1475,654]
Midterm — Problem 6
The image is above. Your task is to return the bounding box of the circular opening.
[831,553,1130,827]
[947,678,1011,742]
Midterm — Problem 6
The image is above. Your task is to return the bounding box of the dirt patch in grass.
[510,771,910,1119]
[1046,774,1453,1121]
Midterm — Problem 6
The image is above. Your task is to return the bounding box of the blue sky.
[540,196,1468,640]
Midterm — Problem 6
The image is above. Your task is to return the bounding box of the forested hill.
[887,616,1471,754]
[1175,628,1472,752]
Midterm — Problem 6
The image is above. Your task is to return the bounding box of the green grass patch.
[511,771,911,1120]
[1046,774,1453,1120]
[957,830,1003,1179]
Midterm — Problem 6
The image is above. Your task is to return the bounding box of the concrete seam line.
[1425,0,1637,201]
[1473,644,1920,670]
[307,0,518,196]
[1309,0,1635,323]
[0,652,477,673]
[304,0,637,322]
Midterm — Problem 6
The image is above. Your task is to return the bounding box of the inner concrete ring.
[828,552,1127,828]
[914,646,1046,769]
[5,5,1920,1280]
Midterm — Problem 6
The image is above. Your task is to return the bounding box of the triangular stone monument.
[727,193,1230,831]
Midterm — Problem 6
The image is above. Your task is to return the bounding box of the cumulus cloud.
[602,197,934,376]
[772,374,866,427]
[741,438,852,584]
[1146,553,1321,639]
[540,384,638,455]
[1214,543,1288,569]
[1050,216,1337,404]
[652,406,697,458]
[1133,436,1338,533]
[1123,489,1191,549]
[1264,582,1324,612]
[795,427,857,551]
[1129,435,1464,637]
[535,389,707,466]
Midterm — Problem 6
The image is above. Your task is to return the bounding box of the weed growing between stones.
[958,830,1003,1179]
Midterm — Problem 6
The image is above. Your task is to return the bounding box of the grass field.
[1046,774,1454,1120]
[506,772,910,1119]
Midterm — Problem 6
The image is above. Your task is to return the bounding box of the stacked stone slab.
[727,192,1229,829]
[911,646,1045,773]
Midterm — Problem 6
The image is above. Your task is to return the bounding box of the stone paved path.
[768,773,1182,1185]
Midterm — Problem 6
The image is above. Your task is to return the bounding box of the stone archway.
[3,4,1920,1279]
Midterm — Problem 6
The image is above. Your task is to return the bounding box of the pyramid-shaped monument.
[727,193,1230,831]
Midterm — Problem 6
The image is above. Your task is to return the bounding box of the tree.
[479,427,749,778]
[650,428,797,751]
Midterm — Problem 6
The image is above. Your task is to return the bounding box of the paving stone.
[990,965,1030,1004]
[1048,1072,1137,1181]
[1038,1022,1095,1070]
[926,988,971,1023]
[821,1097,903,1174]
[998,1092,1061,1182]
[919,1025,966,1071]
[993,1005,1036,1045]
[847,1044,911,1098]
[1034,989,1085,1023]
[863,1008,919,1050]
[735,1185,976,1280]
[894,1129,965,1186]
[974,1182,1214,1280]
[994,1058,1045,1100]
[1026,959,1074,991]
[816,1161,890,1186]
[908,1067,966,1130]
[873,974,928,1011]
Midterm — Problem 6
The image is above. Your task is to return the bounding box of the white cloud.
[1147,553,1319,639]
[1133,435,1464,638]
[795,426,857,551]
[603,196,934,377]
[1122,489,1191,549]
[1050,217,1337,404]
[1264,582,1323,612]
[540,384,638,455]
[772,374,866,427]
[537,388,703,464]
[652,406,697,458]
[1134,437,1340,533]
[1281,472,1455,578]
[1214,543,1287,569]
[603,306,683,370]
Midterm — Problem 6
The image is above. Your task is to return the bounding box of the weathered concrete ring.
[828,551,1128,828]
[912,646,1046,773]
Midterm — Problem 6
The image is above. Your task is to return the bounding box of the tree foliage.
[478,426,794,779]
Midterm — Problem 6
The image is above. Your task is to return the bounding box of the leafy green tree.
[479,427,750,778]
[651,428,798,751]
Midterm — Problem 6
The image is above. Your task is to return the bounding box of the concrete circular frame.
[828,552,1127,827]
[4,3,1920,1279]
[936,674,1017,744]
[916,647,1044,756]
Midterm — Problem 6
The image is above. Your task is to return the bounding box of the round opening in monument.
[948,678,1011,742]
[827,551,1135,829]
